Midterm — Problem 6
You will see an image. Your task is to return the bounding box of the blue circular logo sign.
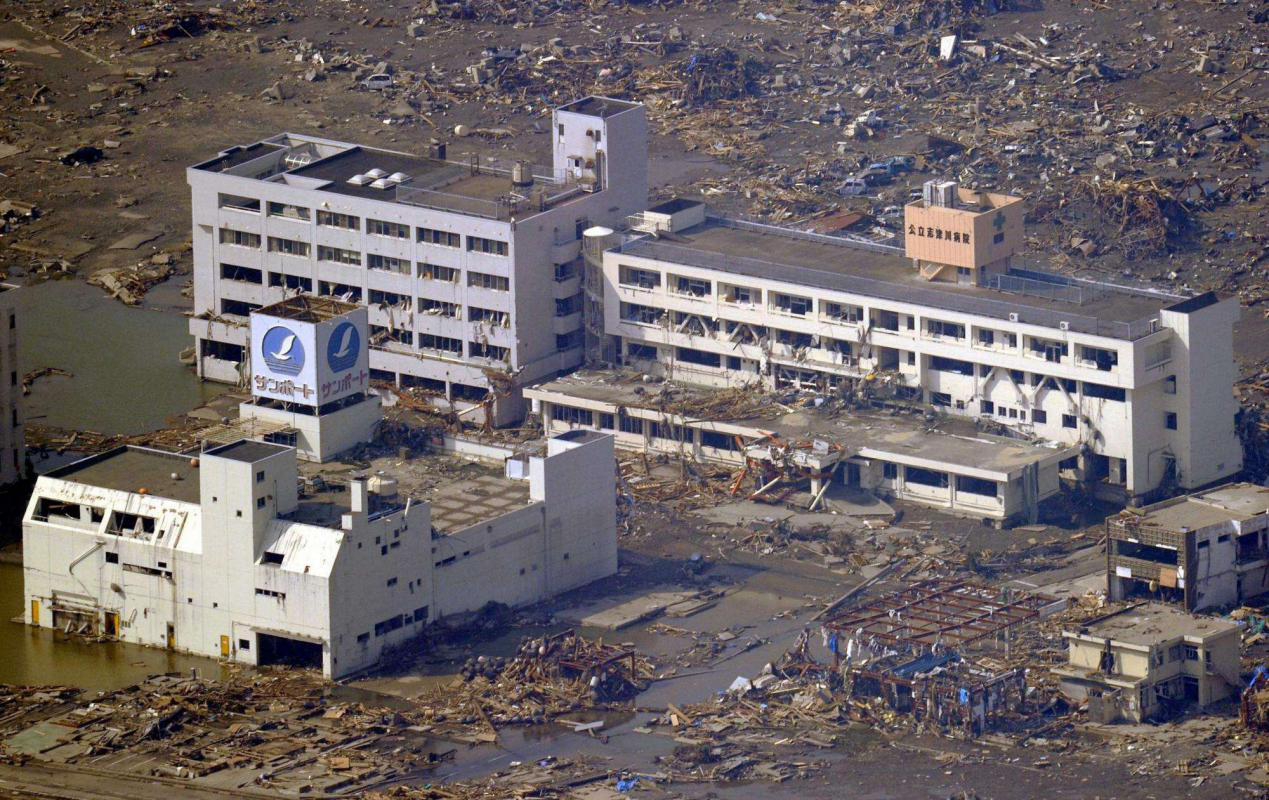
[262,325,305,376]
[327,322,360,372]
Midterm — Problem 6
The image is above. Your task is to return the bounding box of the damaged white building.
[22,429,617,679]
[552,186,1242,507]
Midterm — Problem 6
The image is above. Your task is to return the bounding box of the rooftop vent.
[511,161,534,188]
[283,152,313,170]
[365,168,387,179]
[922,179,959,209]
[347,174,371,186]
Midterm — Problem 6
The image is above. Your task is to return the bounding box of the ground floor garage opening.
[256,632,323,670]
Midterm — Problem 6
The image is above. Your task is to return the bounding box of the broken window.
[369,289,410,307]
[673,275,711,298]
[620,265,661,289]
[627,342,656,360]
[904,467,949,488]
[676,347,721,368]
[929,356,974,376]
[772,292,812,316]
[218,194,260,213]
[955,475,998,497]
[318,281,361,302]
[700,431,738,451]
[420,298,461,318]
[926,319,965,339]
[1028,336,1067,363]
[822,301,863,322]
[1080,345,1119,371]
[33,497,82,522]
[220,263,263,284]
[1083,382,1126,402]
[621,302,662,326]
[419,334,462,354]
[469,341,509,361]
[269,272,312,292]
[419,263,458,282]
[469,305,508,325]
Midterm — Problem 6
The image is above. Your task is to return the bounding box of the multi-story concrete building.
[1053,603,1240,723]
[0,285,22,486]
[187,96,647,425]
[1106,482,1269,612]
[22,430,617,679]
[595,187,1242,502]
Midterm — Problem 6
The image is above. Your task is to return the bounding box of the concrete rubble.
[2,0,1269,798]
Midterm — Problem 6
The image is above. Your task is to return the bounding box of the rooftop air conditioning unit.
[1008,312,1020,322]
[1059,321,1070,331]
[365,168,387,179]
[347,174,371,185]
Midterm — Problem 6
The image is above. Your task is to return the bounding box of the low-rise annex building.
[1106,482,1269,612]
[595,186,1242,503]
[526,369,1075,524]
[1052,602,1241,723]
[21,430,617,679]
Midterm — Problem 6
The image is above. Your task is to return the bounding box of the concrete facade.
[187,97,647,426]
[0,286,22,487]
[1106,483,1269,612]
[525,371,1074,524]
[1053,603,1241,723]
[600,199,1242,502]
[22,432,618,679]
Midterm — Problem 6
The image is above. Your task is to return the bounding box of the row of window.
[216,216,507,254]
[616,266,1124,368]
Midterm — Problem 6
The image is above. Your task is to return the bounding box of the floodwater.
[15,279,225,436]
[0,561,225,691]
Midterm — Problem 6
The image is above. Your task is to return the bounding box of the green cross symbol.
[993,211,1006,231]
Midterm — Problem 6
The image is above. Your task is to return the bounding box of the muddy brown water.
[0,561,226,690]
[16,279,225,436]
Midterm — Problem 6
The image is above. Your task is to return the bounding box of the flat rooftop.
[205,440,291,463]
[1072,603,1239,646]
[617,217,1186,338]
[557,96,640,117]
[256,295,359,323]
[291,452,534,531]
[529,370,1075,477]
[48,446,202,505]
[196,132,584,221]
[1126,482,1269,532]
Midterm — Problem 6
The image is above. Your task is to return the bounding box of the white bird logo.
[270,333,297,361]
[331,326,354,358]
